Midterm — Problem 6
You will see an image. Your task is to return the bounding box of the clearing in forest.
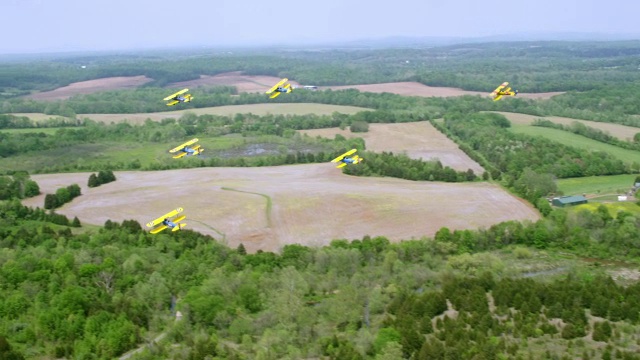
[23,165,539,253]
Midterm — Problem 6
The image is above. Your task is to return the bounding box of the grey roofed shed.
[552,195,588,207]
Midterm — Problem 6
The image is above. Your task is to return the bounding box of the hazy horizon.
[2,0,639,54]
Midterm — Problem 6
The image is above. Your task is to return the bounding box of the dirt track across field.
[301,121,484,173]
[23,165,539,253]
[24,76,153,101]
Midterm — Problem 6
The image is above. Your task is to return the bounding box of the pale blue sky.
[1,0,638,54]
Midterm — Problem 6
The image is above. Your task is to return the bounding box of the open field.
[166,71,300,93]
[573,202,640,216]
[495,111,640,141]
[321,82,564,99]
[301,121,484,173]
[10,103,369,125]
[509,125,640,165]
[0,127,64,135]
[557,174,639,196]
[22,165,539,253]
[23,76,153,101]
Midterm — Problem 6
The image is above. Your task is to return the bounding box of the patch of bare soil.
[25,76,153,101]
[321,82,563,99]
[301,121,484,173]
[24,165,539,253]
[167,72,299,93]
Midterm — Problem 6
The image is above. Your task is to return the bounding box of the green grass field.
[572,201,640,216]
[509,124,640,165]
[557,174,639,196]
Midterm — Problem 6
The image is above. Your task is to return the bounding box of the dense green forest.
[2,196,640,359]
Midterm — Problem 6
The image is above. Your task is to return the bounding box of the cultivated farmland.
[301,121,484,173]
[23,165,539,253]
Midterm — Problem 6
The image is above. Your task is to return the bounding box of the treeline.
[88,170,116,188]
[439,112,630,179]
[43,184,81,209]
[0,173,40,200]
[344,151,478,182]
[0,114,81,129]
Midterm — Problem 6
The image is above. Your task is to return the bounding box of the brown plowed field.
[23,165,539,253]
[24,76,153,101]
[301,121,484,173]
[167,72,299,93]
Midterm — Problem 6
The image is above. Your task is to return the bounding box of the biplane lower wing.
[163,88,189,101]
[269,92,281,99]
[172,152,187,159]
[166,100,180,106]
[492,95,503,101]
[170,138,199,153]
[150,225,168,234]
[336,163,348,168]
[146,207,184,228]
[266,78,288,94]
[331,149,357,163]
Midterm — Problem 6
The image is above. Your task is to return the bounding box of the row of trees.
[532,118,640,149]
[88,170,116,188]
[43,184,81,209]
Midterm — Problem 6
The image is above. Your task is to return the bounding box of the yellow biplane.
[265,78,293,99]
[491,82,518,101]
[169,138,203,159]
[146,207,186,234]
[164,88,193,106]
[331,149,363,168]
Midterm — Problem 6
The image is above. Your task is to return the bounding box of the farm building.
[552,195,588,207]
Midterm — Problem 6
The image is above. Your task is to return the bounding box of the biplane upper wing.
[266,78,288,94]
[491,82,509,94]
[146,207,184,228]
[169,138,199,153]
[331,149,357,163]
[163,88,189,101]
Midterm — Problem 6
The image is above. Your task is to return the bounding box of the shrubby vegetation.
[0,173,40,200]
[88,170,116,188]
[43,184,81,209]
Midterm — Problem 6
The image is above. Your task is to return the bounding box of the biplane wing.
[336,163,348,168]
[146,207,184,228]
[163,88,189,101]
[166,100,180,106]
[331,149,357,163]
[266,78,288,94]
[172,152,187,159]
[169,138,199,153]
[491,82,509,95]
[269,91,281,99]
[150,225,168,234]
